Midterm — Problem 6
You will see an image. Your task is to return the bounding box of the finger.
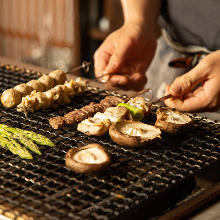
[105,39,131,73]
[94,49,111,79]
[169,62,208,96]
[109,75,129,87]
[165,85,170,95]
[165,90,208,112]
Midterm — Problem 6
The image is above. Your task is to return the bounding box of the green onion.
[117,103,144,121]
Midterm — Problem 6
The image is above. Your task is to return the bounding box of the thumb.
[169,64,207,96]
[105,41,130,73]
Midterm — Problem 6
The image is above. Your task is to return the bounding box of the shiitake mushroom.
[109,120,161,147]
[65,143,111,173]
[155,107,193,133]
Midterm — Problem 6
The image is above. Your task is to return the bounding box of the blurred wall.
[0,0,80,71]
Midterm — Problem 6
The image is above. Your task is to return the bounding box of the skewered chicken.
[77,106,130,136]
[49,96,123,129]
[17,77,87,115]
[1,69,66,108]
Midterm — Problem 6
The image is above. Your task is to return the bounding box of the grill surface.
[0,65,220,220]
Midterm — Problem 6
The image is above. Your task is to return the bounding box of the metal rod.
[152,94,173,104]
[123,88,152,103]
[68,61,91,74]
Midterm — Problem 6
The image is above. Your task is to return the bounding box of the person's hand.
[94,22,157,90]
[165,50,220,112]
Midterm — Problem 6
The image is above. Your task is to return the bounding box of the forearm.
[120,0,162,28]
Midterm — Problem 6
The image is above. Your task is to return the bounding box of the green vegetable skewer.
[0,125,41,155]
[0,131,33,159]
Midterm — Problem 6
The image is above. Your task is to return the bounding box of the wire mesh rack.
[0,65,219,220]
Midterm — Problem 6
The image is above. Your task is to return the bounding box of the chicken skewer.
[49,96,123,129]
[17,77,87,115]
[1,69,66,108]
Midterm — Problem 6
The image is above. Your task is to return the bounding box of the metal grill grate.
[0,65,219,220]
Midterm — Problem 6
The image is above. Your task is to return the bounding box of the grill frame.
[0,64,219,220]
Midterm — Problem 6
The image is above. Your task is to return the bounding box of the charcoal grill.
[0,64,220,220]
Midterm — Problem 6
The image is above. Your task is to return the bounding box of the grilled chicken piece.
[1,69,66,108]
[26,80,45,92]
[48,69,66,85]
[109,120,161,147]
[66,143,111,173]
[1,88,22,109]
[38,74,55,90]
[14,83,32,96]
[155,107,193,133]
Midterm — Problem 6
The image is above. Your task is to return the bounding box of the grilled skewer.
[17,77,87,115]
[49,96,123,129]
[1,69,66,108]
[49,89,152,129]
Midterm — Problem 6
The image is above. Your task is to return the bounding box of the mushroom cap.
[109,120,161,148]
[155,107,193,133]
[65,143,111,173]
